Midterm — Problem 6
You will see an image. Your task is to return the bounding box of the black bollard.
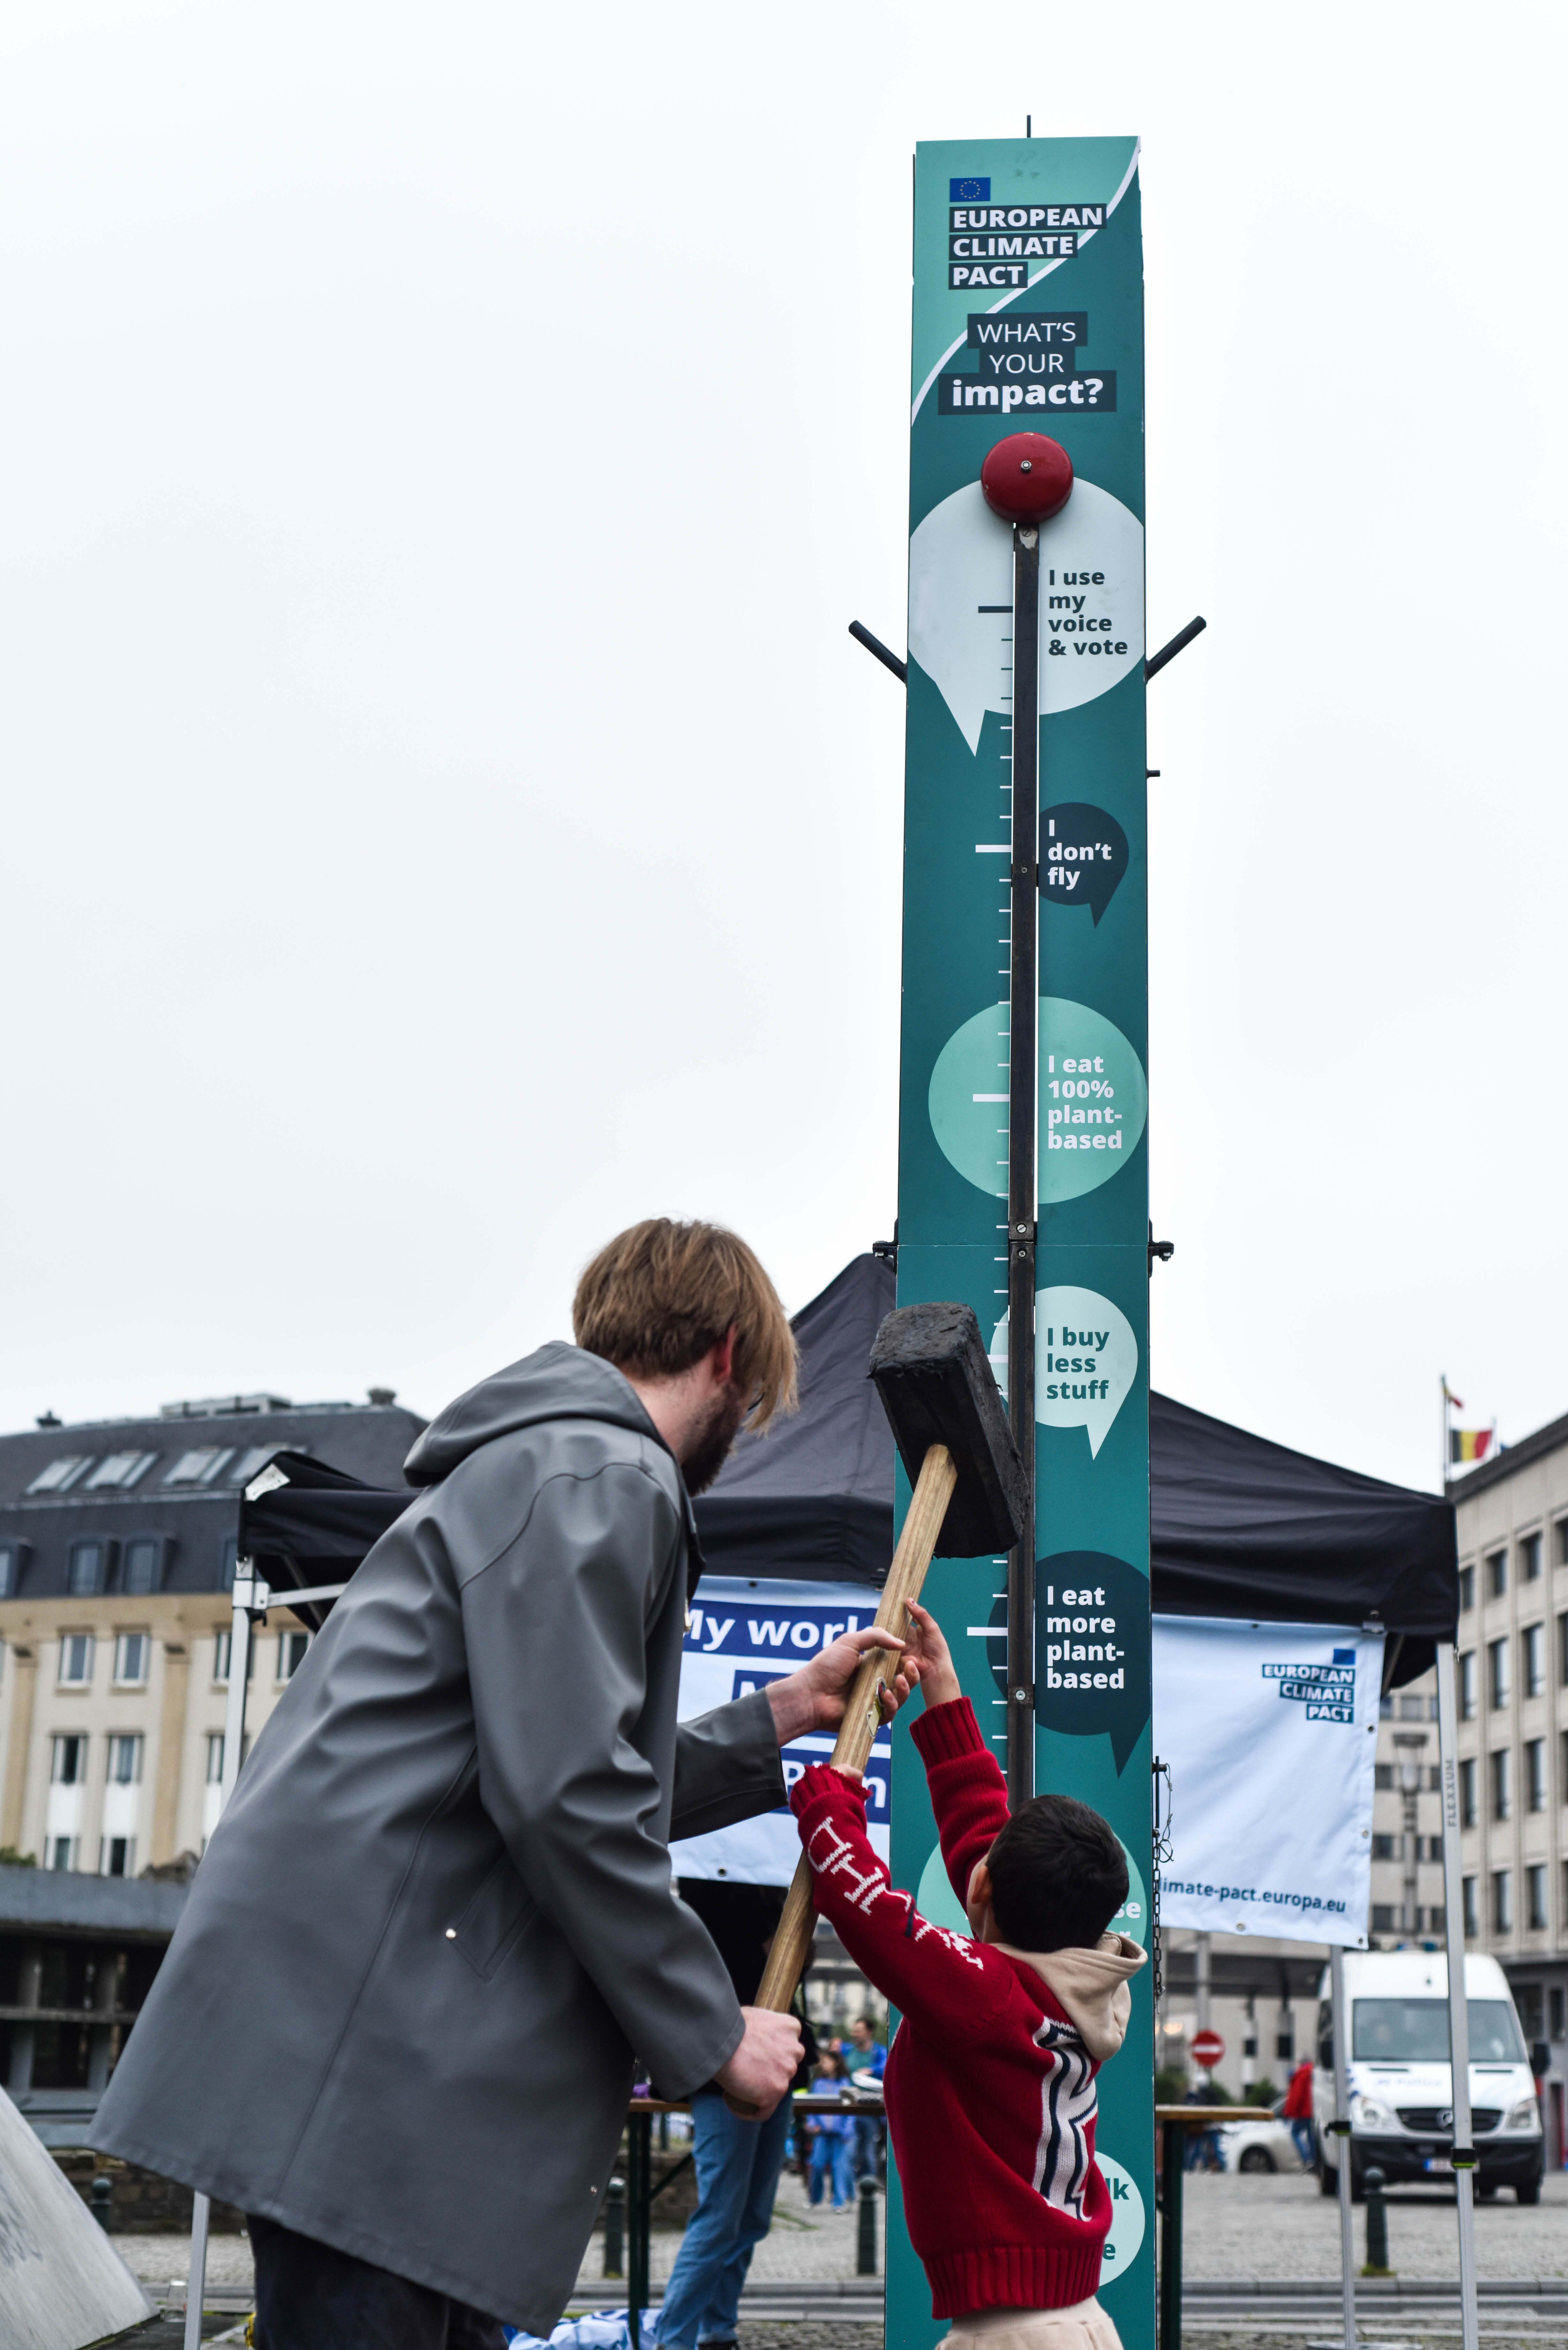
[856,2176,878,2277]
[603,2177,625,2278]
[1360,2165,1392,2277]
[90,2175,113,2233]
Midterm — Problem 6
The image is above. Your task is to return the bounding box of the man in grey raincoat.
[95,1220,915,2346]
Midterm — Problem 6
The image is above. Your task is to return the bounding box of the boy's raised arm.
[902,1603,1013,1916]
[789,1766,1010,2042]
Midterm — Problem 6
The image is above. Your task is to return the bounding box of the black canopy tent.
[237,1254,1457,1677]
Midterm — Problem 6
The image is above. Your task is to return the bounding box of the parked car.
[1217,2098,1305,2174]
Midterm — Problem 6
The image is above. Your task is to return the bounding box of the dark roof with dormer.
[0,1395,426,1602]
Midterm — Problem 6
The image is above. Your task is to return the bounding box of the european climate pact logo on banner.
[1152,1616,1383,1947]
[670,1578,889,1887]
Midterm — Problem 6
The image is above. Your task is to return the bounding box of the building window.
[1398,1694,1428,1720]
[1463,1877,1479,1938]
[1561,1613,1568,1687]
[84,1451,156,1491]
[1552,1987,1566,2042]
[1460,1652,1477,1720]
[57,1632,94,1687]
[1522,1532,1544,1582]
[1492,1748,1512,1821]
[107,1734,142,1786]
[1493,1870,1513,1933]
[1371,1904,1397,1932]
[1526,1739,1546,1812]
[48,1836,76,1871]
[1379,1693,1393,1719]
[112,1633,149,1688]
[0,1543,26,1598]
[26,1455,91,1495]
[1558,1521,1568,1569]
[277,1630,310,1682]
[1428,1765,1443,1792]
[1372,1832,1398,1860]
[1528,1864,1549,1932]
[121,1537,165,1596]
[1459,1564,1475,1612]
[205,1732,225,1785]
[1426,1835,1445,1861]
[67,1540,113,1598]
[1460,1758,1478,1827]
[164,1446,235,1487]
[99,1837,135,1878]
[1374,1762,1394,1790]
[1487,1550,1508,1599]
[219,1535,239,1588]
[50,1733,87,1784]
[1524,1623,1545,1698]
[212,1629,255,1684]
[1489,1638,1511,1709]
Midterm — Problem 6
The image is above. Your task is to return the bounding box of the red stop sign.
[1191,2030,1225,2070]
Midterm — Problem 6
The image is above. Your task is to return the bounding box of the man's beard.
[682,1379,753,1496]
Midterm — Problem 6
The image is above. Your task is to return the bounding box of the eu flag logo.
[1332,1648,1355,1665]
[950,176,990,201]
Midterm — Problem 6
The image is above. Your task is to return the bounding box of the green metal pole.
[1158,2121,1183,2350]
[628,2112,651,2349]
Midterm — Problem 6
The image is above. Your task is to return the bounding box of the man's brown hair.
[572,1219,798,1432]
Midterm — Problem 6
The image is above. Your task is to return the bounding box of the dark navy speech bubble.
[1041,803,1128,928]
[989,1549,1149,1774]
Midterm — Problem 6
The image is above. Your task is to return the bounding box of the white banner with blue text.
[672,1577,889,1886]
[1152,1614,1382,1948]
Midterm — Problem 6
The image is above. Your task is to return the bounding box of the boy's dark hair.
[985,1791,1128,1952]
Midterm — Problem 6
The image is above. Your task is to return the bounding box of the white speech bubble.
[990,1285,1138,1459]
[908,479,1144,753]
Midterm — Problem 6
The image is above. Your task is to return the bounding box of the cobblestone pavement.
[571,2168,867,2298]
[110,2169,869,2309]
[1181,2168,1568,2280]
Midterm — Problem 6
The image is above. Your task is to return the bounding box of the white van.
[1314,1949,1544,2203]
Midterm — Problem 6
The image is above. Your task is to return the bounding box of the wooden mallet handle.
[752,1441,958,2015]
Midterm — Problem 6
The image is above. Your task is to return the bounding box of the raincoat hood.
[404,1341,666,1485]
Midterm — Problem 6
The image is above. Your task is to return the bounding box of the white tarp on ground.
[0,2072,152,2350]
[672,1577,888,1886]
[1153,1614,1383,1948]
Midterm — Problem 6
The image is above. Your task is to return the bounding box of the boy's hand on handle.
[765,1624,919,1745]
[715,2006,803,2118]
[904,1601,961,1709]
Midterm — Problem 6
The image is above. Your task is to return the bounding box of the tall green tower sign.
[889,135,1152,2350]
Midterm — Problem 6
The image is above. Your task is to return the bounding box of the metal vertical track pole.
[1006,520,1040,1808]
[1329,1945,1356,2350]
[186,1568,263,2350]
[1436,1640,1481,2350]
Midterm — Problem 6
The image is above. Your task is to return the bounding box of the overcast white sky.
[0,4,1561,1496]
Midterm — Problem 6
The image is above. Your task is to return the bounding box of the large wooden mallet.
[752,1300,1027,2014]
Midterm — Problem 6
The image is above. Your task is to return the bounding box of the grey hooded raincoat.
[93,1344,788,2328]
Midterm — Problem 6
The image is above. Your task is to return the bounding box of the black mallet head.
[868,1301,1026,1558]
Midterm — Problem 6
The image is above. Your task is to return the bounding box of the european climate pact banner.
[1152,1616,1382,1948]
[671,1578,889,1886]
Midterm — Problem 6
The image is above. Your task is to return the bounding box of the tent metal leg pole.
[1330,1944,1356,2350]
[1436,1639,1480,2350]
[1005,519,1039,1809]
[1157,2119,1183,2350]
[183,2188,211,2350]
[186,1575,260,2340]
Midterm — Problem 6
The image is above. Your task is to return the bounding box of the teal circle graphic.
[1110,1837,1147,1946]
[928,999,1147,1203]
[916,1841,970,1934]
[1096,2156,1145,2277]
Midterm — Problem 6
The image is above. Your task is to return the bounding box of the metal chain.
[1150,1756,1173,2002]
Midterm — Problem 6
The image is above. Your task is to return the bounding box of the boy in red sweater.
[789,1603,1144,2350]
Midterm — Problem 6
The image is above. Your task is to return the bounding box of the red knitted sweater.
[789,1699,1112,2317]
